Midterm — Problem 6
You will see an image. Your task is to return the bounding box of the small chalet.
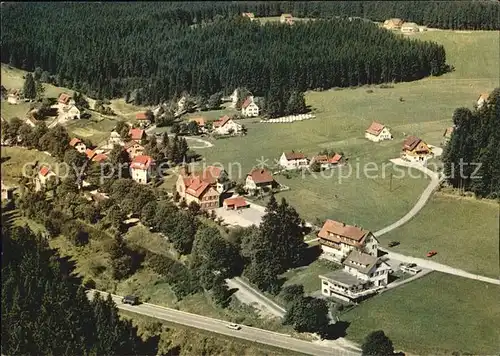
[129,128,146,142]
[241,12,255,20]
[280,13,293,23]
[36,166,57,191]
[318,219,379,262]
[319,250,391,302]
[213,115,242,135]
[383,18,404,30]
[223,196,250,210]
[130,155,155,184]
[245,168,276,193]
[365,121,392,142]
[124,140,145,160]
[442,127,454,145]
[279,151,309,170]
[310,154,343,170]
[401,136,432,163]
[69,138,87,153]
[241,97,260,117]
[477,93,490,108]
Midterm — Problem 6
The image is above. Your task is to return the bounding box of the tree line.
[2,3,449,105]
[443,88,500,199]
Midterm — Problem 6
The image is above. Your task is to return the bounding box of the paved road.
[86,290,360,356]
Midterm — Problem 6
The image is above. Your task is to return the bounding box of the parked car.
[226,323,241,330]
[388,241,400,247]
[122,295,140,305]
[426,250,437,258]
[400,262,421,275]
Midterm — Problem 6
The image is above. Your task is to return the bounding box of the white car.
[226,323,241,330]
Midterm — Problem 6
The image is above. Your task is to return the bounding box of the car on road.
[426,250,438,258]
[226,323,241,330]
[388,241,400,247]
[399,262,421,274]
[122,295,140,305]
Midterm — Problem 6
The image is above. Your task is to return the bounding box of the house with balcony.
[401,136,432,163]
[319,250,391,302]
[318,219,379,262]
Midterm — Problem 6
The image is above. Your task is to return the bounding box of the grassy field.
[342,272,500,355]
[280,259,339,294]
[380,193,499,277]
[1,146,57,185]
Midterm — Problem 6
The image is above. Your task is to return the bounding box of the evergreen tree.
[23,73,36,99]
[361,330,395,356]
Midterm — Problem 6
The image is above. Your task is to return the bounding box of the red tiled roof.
[201,166,223,184]
[248,168,274,184]
[190,117,206,126]
[365,121,386,136]
[284,152,307,160]
[69,138,82,147]
[402,136,422,151]
[224,196,249,208]
[129,128,145,141]
[130,155,153,170]
[329,154,342,164]
[242,97,253,109]
[85,149,96,160]
[312,155,329,164]
[185,178,210,198]
[136,112,148,120]
[58,93,71,105]
[318,219,369,244]
[39,166,51,177]
[213,115,231,128]
[92,154,108,162]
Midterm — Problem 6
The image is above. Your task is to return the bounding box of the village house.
[213,115,242,135]
[241,12,255,21]
[477,93,490,108]
[59,104,81,121]
[442,127,454,146]
[280,13,293,23]
[135,112,152,127]
[383,18,404,30]
[25,116,41,128]
[401,22,420,33]
[245,168,276,193]
[130,155,155,184]
[310,154,343,170]
[129,128,146,142]
[58,93,75,107]
[223,196,250,210]
[319,250,391,302]
[365,121,393,142]
[69,138,87,153]
[92,153,108,163]
[318,219,379,262]
[85,149,97,161]
[36,166,57,191]
[200,165,231,193]
[241,96,260,117]
[124,140,145,160]
[189,117,207,133]
[279,151,309,170]
[401,136,432,163]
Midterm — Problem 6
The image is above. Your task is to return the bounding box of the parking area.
[214,202,266,227]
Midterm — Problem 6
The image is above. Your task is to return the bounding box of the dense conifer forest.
[2,2,450,104]
[443,88,500,199]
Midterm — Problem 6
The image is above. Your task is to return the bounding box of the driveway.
[215,203,266,227]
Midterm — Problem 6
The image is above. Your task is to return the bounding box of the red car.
[426,250,438,257]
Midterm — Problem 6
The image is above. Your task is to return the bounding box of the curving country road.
[87,289,360,356]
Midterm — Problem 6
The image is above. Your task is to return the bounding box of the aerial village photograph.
[1,1,499,356]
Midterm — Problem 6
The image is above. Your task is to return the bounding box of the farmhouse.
[245,168,276,193]
[279,151,309,170]
[318,219,379,262]
[310,154,343,170]
[213,115,242,135]
[319,250,391,302]
[124,140,145,160]
[401,136,432,163]
[365,121,392,142]
[442,127,454,145]
[383,18,404,30]
[136,112,151,126]
[401,22,419,33]
[477,93,490,108]
[223,196,250,210]
[129,128,146,142]
[36,166,57,191]
[58,93,74,106]
[130,155,155,184]
[69,138,87,153]
[241,12,255,20]
[280,13,293,23]
[241,97,260,117]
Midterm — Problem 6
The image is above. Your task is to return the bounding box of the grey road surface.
[87,290,360,356]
